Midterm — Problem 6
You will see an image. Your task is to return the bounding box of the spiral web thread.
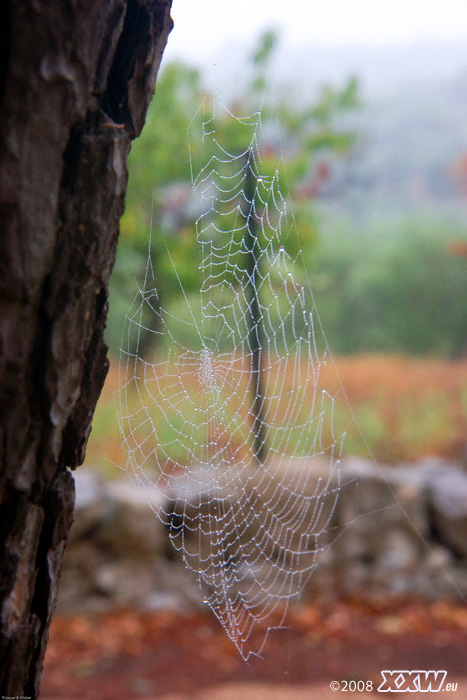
[115,96,348,659]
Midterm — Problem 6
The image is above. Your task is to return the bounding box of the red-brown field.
[42,598,467,699]
[42,354,467,700]
[87,353,467,471]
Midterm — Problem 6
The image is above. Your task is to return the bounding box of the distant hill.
[314,65,467,228]
[194,38,467,97]
[275,38,467,95]
[202,39,467,227]
[163,38,467,228]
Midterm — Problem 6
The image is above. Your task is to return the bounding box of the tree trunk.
[0,1,172,696]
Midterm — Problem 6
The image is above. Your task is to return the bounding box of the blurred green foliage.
[309,218,467,357]
[107,31,467,362]
[107,32,360,356]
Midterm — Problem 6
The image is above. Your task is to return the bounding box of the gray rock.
[57,458,467,614]
[423,459,467,559]
[69,468,110,544]
[97,479,165,560]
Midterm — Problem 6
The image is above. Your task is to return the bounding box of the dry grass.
[85,354,467,473]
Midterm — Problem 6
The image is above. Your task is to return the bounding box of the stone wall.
[56,458,467,614]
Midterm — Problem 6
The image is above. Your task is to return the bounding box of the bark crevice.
[104,0,151,129]
[0,1,173,694]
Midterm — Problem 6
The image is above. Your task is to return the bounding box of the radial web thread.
[115,96,347,659]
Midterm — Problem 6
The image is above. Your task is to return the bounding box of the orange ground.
[42,598,467,699]
[44,354,467,698]
[87,354,467,470]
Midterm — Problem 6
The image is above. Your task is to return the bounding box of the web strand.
[115,95,344,659]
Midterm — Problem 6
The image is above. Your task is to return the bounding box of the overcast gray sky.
[164,0,467,66]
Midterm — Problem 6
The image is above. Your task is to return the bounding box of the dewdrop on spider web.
[115,94,345,659]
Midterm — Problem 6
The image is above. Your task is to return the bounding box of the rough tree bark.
[0,1,172,696]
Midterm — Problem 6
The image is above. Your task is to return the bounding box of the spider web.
[115,95,349,659]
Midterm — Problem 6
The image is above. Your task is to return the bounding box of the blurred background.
[43,2,467,698]
[90,0,467,470]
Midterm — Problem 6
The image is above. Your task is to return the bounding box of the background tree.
[108,32,360,358]
[0,1,172,695]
